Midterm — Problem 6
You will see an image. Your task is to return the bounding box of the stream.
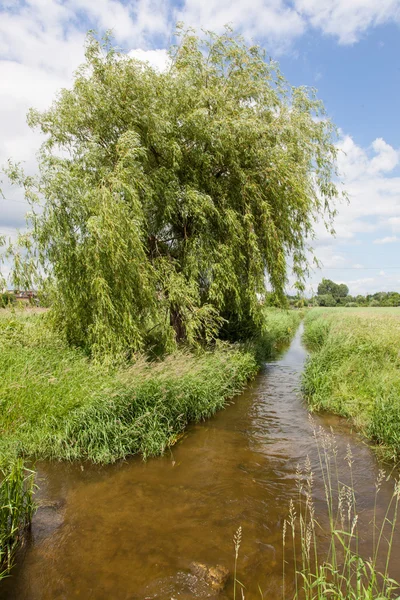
[2,324,400,599]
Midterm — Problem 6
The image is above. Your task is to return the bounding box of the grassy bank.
[302,308,400,460]
[0,307,300,465]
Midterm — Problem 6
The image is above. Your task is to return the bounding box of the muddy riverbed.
[2,325,399,599]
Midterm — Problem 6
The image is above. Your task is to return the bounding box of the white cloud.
[317,250,346,268]
[370,138,400,173]
[348,273,400,294]
[0,2,172,234]
[128,48,170,71]
[0,2,87,235]
[177,0,305,49]
[373,235,399,244]
[294,0,400,44]
[0,8,85,75]
[303,133,400,295]
[387,216,400,231]
[349,277,375,285]
[328,135,400,243]
[177,0,400,47]
[337,135,400,181]
[70,0,170,44]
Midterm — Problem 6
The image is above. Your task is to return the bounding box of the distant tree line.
[266,279,400,308]
[309,278,400,308]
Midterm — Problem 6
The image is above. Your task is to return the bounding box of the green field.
[302,307,400,459]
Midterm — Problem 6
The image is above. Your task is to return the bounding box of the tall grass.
[302,308,400,460]
[283,421,400,600]
[251,307,303,362]
[0,307,300,464]
[0,461,35,580]
[232,422,400,600]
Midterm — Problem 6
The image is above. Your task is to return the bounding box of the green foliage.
[302,308,400,460]
[302,310,331,350]
[368,291,400,307]
[316,293,337,307]
[312,287,400,309]
[0,292,15,308]
[317,278,349,300]
[249,306,301,362]
[0,460,35,580]
[313,279,353,306]
[369,299,380,307]
[4,27,340,361]
[0,308,298,464]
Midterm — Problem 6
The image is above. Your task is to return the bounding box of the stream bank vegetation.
[0,309,300,579]
[0,461,35,581]
[302,308,400,461]
[0,307,300,464]
[0,306,299,578]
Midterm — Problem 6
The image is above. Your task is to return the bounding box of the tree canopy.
[5,27,341,360]
[317,278,348,299]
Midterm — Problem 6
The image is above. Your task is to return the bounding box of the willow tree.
[8,27,340,359]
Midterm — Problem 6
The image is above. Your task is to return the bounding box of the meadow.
[302,307,400,460]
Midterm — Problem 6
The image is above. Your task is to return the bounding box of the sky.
[1,0,400,296]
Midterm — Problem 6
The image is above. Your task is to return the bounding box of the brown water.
[2,325,400,599]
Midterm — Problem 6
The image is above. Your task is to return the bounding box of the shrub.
[0,293,15,308]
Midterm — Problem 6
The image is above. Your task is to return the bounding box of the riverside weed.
[0,460,35,579]
[233,422,400,600]
[282,421,400,600]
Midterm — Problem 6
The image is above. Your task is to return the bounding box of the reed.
[0,460,35,580]
[233,526,243,600]
[233,422,400,599]
[282,421,400,599]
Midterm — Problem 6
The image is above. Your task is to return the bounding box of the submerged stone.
[189,562,229,592]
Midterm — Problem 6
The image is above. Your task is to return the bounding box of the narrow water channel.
[2,325,400,599]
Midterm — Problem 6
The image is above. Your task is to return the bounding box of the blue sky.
[1,0,400,295]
